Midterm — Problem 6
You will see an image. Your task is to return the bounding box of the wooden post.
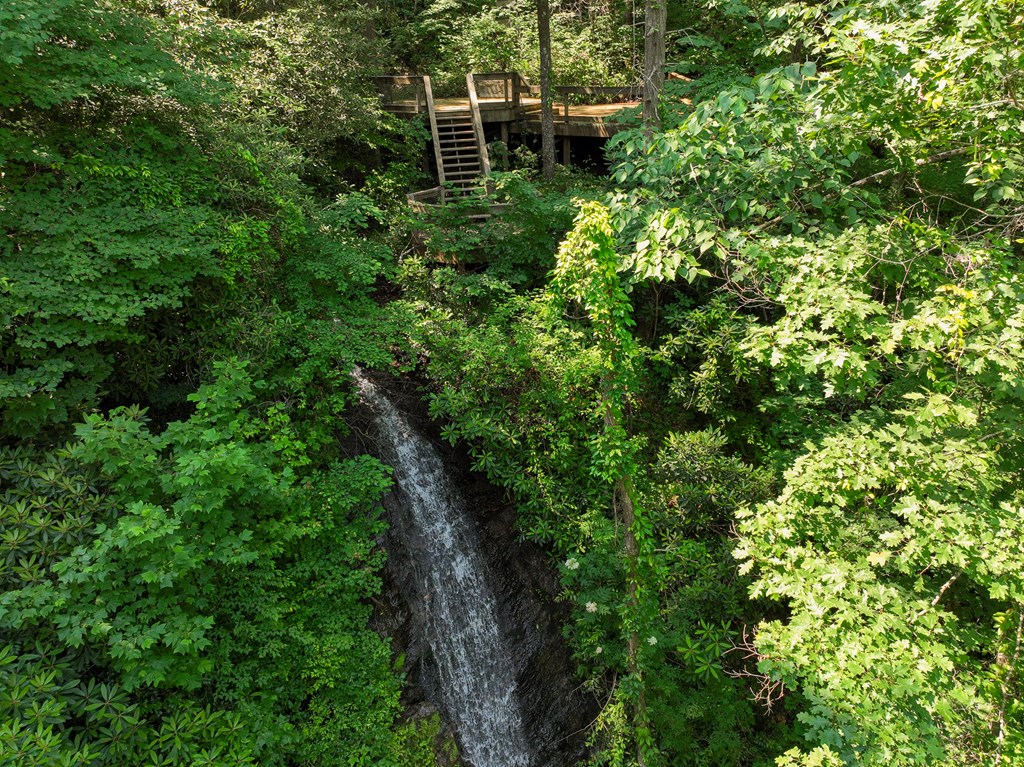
[466,73,492,176]
[562,136,570,166]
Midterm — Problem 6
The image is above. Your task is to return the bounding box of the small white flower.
[565,557,580,571]
[647,636,658,646]
[585,601,598,613]
[595,646,603,655]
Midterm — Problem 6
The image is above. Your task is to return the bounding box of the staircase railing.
[422,75,448,194]
[465,74,491,177]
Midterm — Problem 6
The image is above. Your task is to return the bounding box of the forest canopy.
[1,0,1022,766]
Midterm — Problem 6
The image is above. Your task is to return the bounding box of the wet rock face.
[351,375,598,767]
[469,498,598,767]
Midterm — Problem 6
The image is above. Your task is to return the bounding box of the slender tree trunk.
[604,404,648,767]
[537,0,556,180]
[363,0,376,43]
[642,0,665,134]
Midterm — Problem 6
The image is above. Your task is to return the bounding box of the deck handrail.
[466,74,492,176]
[422,76,448,191]
[554,85,640,99]
[552,84,640,122]
[467,72,533,110]
[374,72,639,116]
[373,75,426,113]
[470,72,515,106]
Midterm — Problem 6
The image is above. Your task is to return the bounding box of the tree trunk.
[642,0,665,134]
[604,405,648,767]
[537,0,556,180]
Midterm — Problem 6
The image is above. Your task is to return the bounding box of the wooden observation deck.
[375,72,639,216]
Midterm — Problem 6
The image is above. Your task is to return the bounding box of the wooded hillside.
[2,1,1021,766]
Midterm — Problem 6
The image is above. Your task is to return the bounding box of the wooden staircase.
[425,75,491,199]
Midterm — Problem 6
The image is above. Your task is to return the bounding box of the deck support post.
[562,136,571,166]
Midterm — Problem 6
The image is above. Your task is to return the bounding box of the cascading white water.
[354,371,532,767]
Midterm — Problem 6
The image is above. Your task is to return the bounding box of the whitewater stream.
[354,370,533,767]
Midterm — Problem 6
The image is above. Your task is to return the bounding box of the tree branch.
[994,608,1023,767]
[911,572,959,622]
[850,148,969,188]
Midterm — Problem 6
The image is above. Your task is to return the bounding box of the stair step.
[427,92,489,195]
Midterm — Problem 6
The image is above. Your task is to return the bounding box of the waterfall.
[354,371,532,767]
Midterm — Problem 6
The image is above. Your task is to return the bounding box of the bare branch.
[911,572,960,623]
[724,626,788,711]
[994,608,1024,767]
[850,148,969,188]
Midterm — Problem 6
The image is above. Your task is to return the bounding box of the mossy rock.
[391,712,460,767]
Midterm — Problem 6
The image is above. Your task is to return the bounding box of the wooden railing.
[373,75,426,113]
[466,72,534,110]
[466,74,492,176]
[407,185,506,220]
[551,85,639,121]
[374,72,639,119]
